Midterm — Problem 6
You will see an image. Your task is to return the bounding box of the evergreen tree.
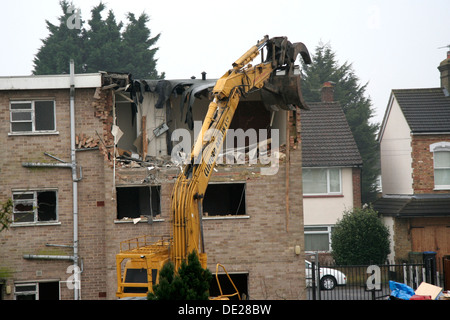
[83,3,123,73]
[120,13,162,79]
[33,1,163,79]
[331,206,390,265]
[301,43,380,204]
[33,0,86,74]
[148,251,212,300]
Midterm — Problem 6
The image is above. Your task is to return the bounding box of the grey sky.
[1,0,449,124]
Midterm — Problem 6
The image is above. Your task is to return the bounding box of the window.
[203,183,246,216]
[10,100,56,133]
[302,168,341,195]
[116,186,161,219]
[304,226,333,252]
[15,282,59,300]
[12,190,57,224]
[430,142,450,189]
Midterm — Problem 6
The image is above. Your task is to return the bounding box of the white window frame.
[304,225,334,252]
[302,167,342,196]
[14,281,60,300]
[14,283,38,300]
[9,100,57,135]
[12,190,58,226]
[430,142,450,190]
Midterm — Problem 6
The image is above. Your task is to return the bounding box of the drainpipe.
[69,59,80,300]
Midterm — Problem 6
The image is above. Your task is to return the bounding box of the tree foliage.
[33,1,163,79]
[148,251,212,300]
[0,199,13,233]
[301,43,380,204]
[331,207,390,265]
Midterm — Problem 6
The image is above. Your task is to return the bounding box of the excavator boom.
[172,36,311,271]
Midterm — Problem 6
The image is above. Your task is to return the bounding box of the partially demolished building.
[0,68,305,299]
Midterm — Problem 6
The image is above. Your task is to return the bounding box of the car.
[305,260,347,290]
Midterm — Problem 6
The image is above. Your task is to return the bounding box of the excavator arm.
[171,36,311,270]
[115,36,311,299]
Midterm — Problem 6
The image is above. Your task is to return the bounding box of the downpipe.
[70,60,81,300]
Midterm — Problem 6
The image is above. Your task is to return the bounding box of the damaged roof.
[392,87,450,133]
[374,194,450,218]
[130,78,216,129]
[300,101,362,167]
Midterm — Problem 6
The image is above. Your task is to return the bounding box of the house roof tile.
[392,88,450,133]
[300,102,362,167]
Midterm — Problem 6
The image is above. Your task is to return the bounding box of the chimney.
[438,51,450,91]
[321,81,335,102]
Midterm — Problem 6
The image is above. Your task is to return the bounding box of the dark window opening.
[38,282,59,300]
[209,273,248,300]
[35,101,55,131]
[203,183,246,216]
[116,186,161,219]
[15,282,59,300]
[37,191,57,221]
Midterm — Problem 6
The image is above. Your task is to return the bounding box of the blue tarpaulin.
[389,281,415,300]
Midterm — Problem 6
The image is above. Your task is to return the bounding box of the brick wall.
[204,161,305,299]
[392,218,412,262]
[352,167,362,208]
[0,87,113,300]
[1,88,305,300]
[104,109,305,300]
[389,134,450,263]
[411,134,450,193]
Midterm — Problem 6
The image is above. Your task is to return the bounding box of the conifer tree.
[148,251,212,300]
[32,1,163,79]
[301,43,380,204]
[33,0,86,74]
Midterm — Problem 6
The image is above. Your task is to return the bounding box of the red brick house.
[375,52,450,268]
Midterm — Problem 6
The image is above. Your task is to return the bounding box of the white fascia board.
[0,73,102,90]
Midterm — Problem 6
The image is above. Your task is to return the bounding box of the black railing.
[306,261,436,300]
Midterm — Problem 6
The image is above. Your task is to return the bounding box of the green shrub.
[331,206,390,265]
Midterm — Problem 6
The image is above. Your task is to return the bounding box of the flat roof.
[0,73,102,90]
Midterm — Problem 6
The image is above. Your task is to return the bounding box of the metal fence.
[306,261,439,300]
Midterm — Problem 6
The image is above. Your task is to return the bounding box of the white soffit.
[0,73,102,90]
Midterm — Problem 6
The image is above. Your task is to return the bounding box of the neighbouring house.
[0,67,306,300]
[374,51,450,269]
[300,82,362,260]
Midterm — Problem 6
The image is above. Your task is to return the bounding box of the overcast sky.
[1,0,449,124]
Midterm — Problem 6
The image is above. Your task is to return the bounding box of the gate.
[307,261,432,300]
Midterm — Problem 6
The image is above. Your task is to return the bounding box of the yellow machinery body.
[116,36,311,299]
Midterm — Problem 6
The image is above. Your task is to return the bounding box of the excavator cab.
[116,236,171,299]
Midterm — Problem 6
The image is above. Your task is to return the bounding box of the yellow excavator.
[115,35,311,299]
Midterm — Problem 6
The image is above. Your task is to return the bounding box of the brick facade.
[0,82,305,300]
[411,134,450,194]
[352,167,362,208]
